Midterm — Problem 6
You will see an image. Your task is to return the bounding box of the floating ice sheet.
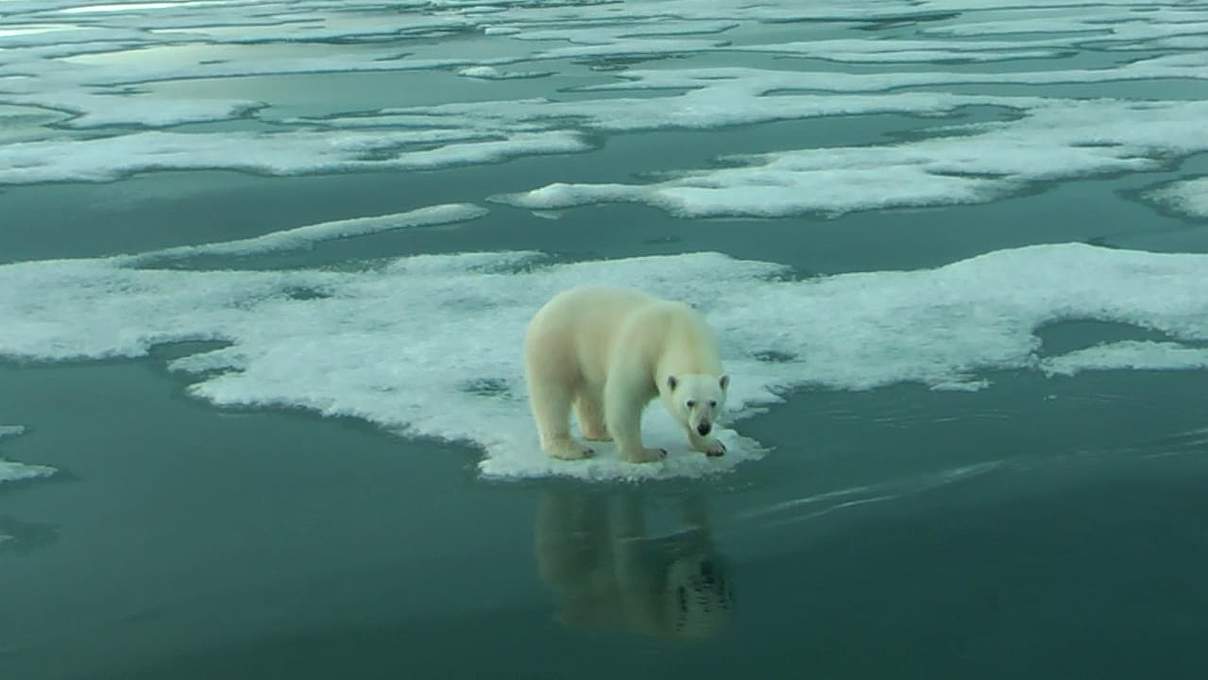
[576,54,1208,95]
[0,461,56,485]
[0,426,56,485]
[33,91,264,129]
[457,66,551,80]
[1041,341,1208,376]
[371,91,995,134]
[733,39,1069,63]
[917,5,1208,47]
[0,129,588,184]
[1147,177,1208,219]
[1,235,1206,481]
[4,0,1208,216]
[0,426,26,440]
[132,204,489,261]
[53,2,237,14]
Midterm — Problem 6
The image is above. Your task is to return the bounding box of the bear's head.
[663,374,729,437]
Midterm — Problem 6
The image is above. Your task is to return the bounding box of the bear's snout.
[697,422,711,436]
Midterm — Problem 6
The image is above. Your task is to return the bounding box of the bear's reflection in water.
[535,491,734,639]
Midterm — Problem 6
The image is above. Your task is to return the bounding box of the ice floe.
[1147,177,1208,219]
[457,65,551,80]
[1,234,1205,480]
[0,426,26,440]
[1041,341,1208,376]
[0,460,54,484]
[0,426,57,485]
[132,204,489,261]
[577,53,1208,95]
[0,129,588,184]
[3,0,1207,223]
[498,98,1208,217]
[732,38,1070,63]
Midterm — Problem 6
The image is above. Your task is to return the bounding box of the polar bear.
[524,286,729,463]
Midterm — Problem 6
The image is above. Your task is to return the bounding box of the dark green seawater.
[4,158,1208,677]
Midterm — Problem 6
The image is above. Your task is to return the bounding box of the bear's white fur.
[524,286,729,463]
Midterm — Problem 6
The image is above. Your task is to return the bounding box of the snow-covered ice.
[2,234,1205,480]
[498,98,1208,217]
[1041,341,1208,376]
[1147,178,1208,219]
[3,0,1207,215]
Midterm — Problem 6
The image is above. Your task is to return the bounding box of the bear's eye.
[709,401,717,408]
[686,400,696,409]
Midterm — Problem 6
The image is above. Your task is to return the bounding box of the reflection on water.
[535,490,734,640]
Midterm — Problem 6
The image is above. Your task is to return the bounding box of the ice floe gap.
[1,243,1207,481]
[497,98,1208,217]
[0,426,56,485]
[129,204,489,262]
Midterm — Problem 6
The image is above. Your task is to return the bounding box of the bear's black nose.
[697,423,711,436]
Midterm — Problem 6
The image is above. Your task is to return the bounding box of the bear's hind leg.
[575,389,611,442]
[527,371,593,460]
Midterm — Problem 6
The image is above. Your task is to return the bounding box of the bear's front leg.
[689,430,726,457]
[610,407,666,463]
[604,376,665,464]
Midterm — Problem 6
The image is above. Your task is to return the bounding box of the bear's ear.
[719,375,730,390]
[667,375,678,391]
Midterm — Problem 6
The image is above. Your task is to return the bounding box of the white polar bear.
[524,286,730,463]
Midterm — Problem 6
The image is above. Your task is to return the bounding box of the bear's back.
[532,286,657,333]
